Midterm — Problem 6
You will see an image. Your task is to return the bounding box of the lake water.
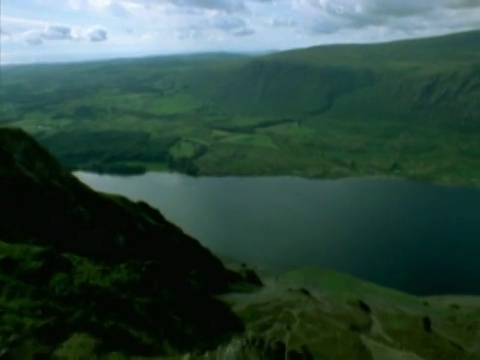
[75,172,480,295]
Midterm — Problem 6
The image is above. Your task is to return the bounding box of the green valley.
[1,30,479,185]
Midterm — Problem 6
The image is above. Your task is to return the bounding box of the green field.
[1,31,479,185]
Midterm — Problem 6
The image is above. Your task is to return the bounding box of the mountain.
[212,30,480,127]
[0,128,258,357]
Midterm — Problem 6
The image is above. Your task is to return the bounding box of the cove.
[75,172,480,296]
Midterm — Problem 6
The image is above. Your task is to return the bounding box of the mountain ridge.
[269,29,480,61]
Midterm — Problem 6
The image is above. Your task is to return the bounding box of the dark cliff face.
[0,127,249,357]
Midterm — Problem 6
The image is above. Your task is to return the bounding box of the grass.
[169,140,202,159]
[219,133,278,149]
[1,126,479,358]
[210,266,480,359]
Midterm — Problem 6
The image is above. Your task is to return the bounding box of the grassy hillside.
[0,128,258,357]
[208,266,480,360]
[1,30,479,185]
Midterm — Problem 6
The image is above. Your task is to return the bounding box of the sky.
[1,0,479,64]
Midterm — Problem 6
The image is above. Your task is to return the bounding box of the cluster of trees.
[36,130,207,176]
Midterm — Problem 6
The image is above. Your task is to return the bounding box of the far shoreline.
[72,167,480,189]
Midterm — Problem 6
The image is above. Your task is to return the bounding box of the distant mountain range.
[1,30,479,185]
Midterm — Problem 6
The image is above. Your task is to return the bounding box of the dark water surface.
[75,172,480,295]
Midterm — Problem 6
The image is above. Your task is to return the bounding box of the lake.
[75,172,480,296]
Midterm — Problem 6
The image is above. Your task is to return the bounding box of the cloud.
[1,0,479,64]
[89,0,113,7]
[363,1,432,18]
[0,16,97,45]
[171,0,246,13]
[86,27,108,41]
[306,19,344,35]
[173,12,255,39]
[295,0,433,19]
[0,16,50,31]
[268,17,297,28]
[292,0,480,36]
[41,25,72,40]
[231,27,255,36]
[137,0,275,13]
[24,30,43,45]
[69,0,275,15]
[68,0,115,10]
[447,0,480,9]
[211,15,254,35]
[175,27,202,40]
[14,23,109,45]
[59,0,479,41]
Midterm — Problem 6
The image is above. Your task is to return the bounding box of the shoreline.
[73,168,480,189]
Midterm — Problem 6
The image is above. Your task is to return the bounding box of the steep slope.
[0,128,255,357]
[210,60,375,116]
[213,30,480,126]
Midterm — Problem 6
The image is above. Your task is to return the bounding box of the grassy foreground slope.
[1,31,479,185]
[0,127,257,357]
[0,128,479,359]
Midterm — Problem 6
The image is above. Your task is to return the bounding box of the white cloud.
[1,16,50,30]
[54,0,480,40]
[89,0,113,8]
[0,17,109,46]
